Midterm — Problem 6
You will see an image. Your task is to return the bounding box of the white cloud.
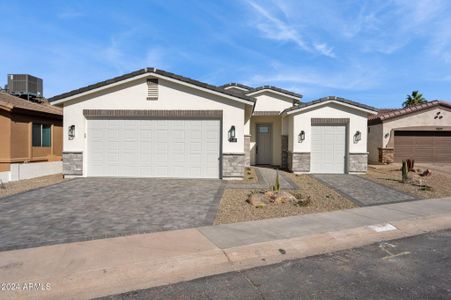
[246,0,335,57]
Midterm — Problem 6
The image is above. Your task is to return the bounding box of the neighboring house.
[368,101,451,164]
[49,68,377,179]
[0,92,63,182]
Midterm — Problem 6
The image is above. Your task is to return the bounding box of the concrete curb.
[1,198,451,299]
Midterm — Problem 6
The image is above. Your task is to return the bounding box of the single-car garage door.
[311,125,346,173]
[394,130,451,163]
[87,119,221,178]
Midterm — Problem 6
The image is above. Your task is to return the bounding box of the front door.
[256,124,272,165]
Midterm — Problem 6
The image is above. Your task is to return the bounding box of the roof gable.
[368,100,451,124]
[49,68,255,106]
[282,96,377,115]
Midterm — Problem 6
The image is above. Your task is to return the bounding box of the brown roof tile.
[0,92,62,116]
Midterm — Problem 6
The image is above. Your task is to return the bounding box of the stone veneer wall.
[379,148,394,164]
[244,135,251,167]
[222,153,245,178]
[63,152,83,176]
[349,153,368,173]
[281,135,288,170]
[288,152,310,172]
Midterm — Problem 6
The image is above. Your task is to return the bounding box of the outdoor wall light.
[298,130,305,143]
[68,125,75,140]
[384,132,390,139]
[228,125,237,142]
[354,130,362,143]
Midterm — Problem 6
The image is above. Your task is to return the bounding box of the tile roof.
[282,96,377,114]
[368,100,451,124]
[49,68,255,104]
[0,92,62,116]
[249,85,302,99]
[219,82,254,91]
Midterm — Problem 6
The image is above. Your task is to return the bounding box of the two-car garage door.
[87,119,220,178]
[394,130,451,163]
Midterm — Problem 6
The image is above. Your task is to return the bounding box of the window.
[258,126,269,133]
[32,123,51,147]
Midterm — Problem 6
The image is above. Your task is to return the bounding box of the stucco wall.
[382,106,451,148]
[0,110,11,172]
[367,123,383,163]
[250,115,282,166]
[62,77,247,176]
[253,92,294,112]
[290,103,369,154]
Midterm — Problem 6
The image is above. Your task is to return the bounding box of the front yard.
[215,172,356,224]
[0,174,65,198]
[362,164,451,199]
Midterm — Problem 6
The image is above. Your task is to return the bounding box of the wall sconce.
[68,125,75,140]
[228,125,237,142]
[298,130,305,143]
[384,132,390,139]
[354,130,362,143]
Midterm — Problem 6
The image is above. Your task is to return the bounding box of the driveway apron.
[313,175,416,206]
[0,178,224,251]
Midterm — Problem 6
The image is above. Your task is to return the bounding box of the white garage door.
[311,125,346,174]
[87,119,220,178]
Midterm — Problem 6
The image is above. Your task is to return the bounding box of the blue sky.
[1,0,450,108]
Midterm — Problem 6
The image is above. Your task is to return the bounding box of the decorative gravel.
[0,174,65,199]
[214,173,356,225]
[226,167,258,184]
[362,164,451,199]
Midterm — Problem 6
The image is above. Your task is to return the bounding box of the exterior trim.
[311,118,350,125]
[253,111,281,116]
[283,96,378,115]
[83,109,223,119]
[49,68,255,105]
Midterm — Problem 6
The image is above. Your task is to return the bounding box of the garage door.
[87,119,220,178]
[311,125,346,173]
[394,131,451,163]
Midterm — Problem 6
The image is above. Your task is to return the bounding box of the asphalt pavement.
[101,229,451,300]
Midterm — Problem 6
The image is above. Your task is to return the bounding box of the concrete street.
[102,229,451,300]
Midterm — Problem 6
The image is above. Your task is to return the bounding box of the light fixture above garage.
[68,125,75,140]
[298,130,305,143]
[354,130,362,143]
[228,126,237,142]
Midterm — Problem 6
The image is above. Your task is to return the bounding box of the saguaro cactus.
[401,160,408,183]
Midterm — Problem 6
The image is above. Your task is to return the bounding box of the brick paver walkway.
[313,175,416,206]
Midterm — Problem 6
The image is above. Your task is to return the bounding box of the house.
[49,68,377,179]
[0,92,63,182]
[368,101,451,164]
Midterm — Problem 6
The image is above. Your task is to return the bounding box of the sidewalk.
[1,197,451,300]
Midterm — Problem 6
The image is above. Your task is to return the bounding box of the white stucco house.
[49,68,377,179]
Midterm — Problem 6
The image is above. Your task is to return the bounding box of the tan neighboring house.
[0,92,63,182]
[368,100,451,164]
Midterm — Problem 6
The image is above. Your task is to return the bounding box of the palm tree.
[403,90,426,107]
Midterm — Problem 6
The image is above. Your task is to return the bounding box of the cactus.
[273,171,280,192]
[401,160,408,183]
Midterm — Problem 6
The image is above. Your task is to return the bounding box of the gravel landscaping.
[0,174,65,199]
[362,164,451,199]
[214,173,356,225]
[226,167,258,184]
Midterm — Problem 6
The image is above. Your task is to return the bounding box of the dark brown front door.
[394,130,451,162]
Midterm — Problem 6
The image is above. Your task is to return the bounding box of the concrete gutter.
[1,197,451,299]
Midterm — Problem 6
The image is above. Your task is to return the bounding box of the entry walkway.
[226,167,298,190]
[313,174,416,206]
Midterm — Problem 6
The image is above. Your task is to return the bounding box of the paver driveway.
[0,178,224,251]
[313,175,416,206]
